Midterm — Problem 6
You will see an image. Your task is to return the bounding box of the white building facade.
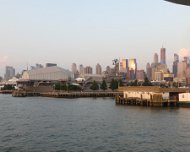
[22,66,73,81]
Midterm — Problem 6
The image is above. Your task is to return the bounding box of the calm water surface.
[0,94,190,152]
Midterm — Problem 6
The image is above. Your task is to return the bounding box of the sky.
[0,0,190,76]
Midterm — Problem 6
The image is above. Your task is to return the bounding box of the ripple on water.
[0,96,190,152]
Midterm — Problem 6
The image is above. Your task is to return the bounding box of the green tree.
[142,76,152,86]
[90,81,99,90]
[68,84,81,91]
[118,79,124,87]
[54,83,67,91]
[130,79,138,86]
[110,79,118,91]
[1,85,15,90]
[100,80,107,91]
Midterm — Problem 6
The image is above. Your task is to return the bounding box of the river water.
[0,94,190,152]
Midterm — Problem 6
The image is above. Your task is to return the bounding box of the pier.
[0,90,13,94]
[12,90,122,98]
[116,86,190,107]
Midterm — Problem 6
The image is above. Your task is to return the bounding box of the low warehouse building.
[22,66,73,81]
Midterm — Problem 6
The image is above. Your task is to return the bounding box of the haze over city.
[0,0,190,76]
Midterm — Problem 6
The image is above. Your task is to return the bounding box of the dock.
[0,90,13,94]
[116,86,190,107]
[12,90,122,98]
[115,95,178,107]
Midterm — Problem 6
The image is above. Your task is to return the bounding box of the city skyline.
[0,48,190,78]
[0,0,190,76]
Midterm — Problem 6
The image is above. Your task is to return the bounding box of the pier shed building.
[22,66,73,81]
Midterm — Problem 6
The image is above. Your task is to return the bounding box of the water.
[0,95,190,152]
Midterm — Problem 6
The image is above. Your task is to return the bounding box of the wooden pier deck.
[41,91,121,98]
[115,86,190,107]
[115,95,178,107]
[0,90,13,94]
[12,90,122,98]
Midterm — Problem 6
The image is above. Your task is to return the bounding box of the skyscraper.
[84,66,93,74]
[119,59,128,73]
[96,63,102,75]
[160,47,166,64]
[136,70,145,81]
[72,63,79,78]
[177,61,187,78]
[79,64,84,76]
[184,56,190,67]
[72,63,77,74]
[154,53,159,64]
[128,59,137,80]
[174,53,179,62]
[146,63,152,80]
[173,53,179,77]
[4,66,15,80]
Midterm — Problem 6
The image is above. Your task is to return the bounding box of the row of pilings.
[115,95,178,107]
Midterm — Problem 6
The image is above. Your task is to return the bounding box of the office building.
[136,70,145,81]
[84,66,93,74]
[173,53,179,77]
[72,63,77,74]
[160,47,166,64]
[128,59,137,80]
[79,64,84,76]
[119,59,128,73]
[4,66,15,81]
[177,61,187,78]
[154,53,159,64]
[96,63,102,75]
[146,63,152,80]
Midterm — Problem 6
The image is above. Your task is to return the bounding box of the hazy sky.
[0,0,190,76]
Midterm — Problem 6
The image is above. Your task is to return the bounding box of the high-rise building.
[119,59,128,73]
[174,53,179,62]
[96,63,102,75]
[136,70,145,81]
[4,66,15,80]
[184,56,190,67]
[72,63,77,74]
[105,66,111,75]
[173,53,179,77]
[151,64,168,81]
[84,66,93,74]
[71,63,79,78]
[154,53,159,64]
[79,64,84,76]
[146,63,152,80]
[160,47,166,64]
[177,61,187,78]
[128,59,137,80]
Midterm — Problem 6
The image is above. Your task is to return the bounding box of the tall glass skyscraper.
[160,47,166,64]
